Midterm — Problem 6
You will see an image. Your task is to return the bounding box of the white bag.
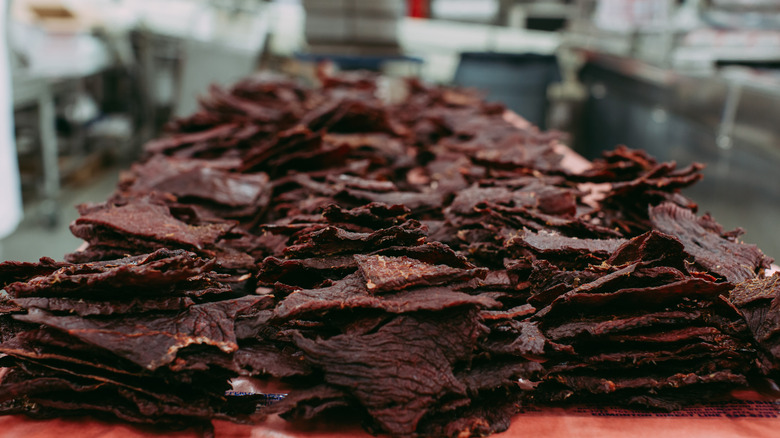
[0,3,23,240]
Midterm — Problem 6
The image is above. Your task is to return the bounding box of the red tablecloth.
[2,402,779,438]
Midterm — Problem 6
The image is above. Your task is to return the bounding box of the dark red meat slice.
[544,310,704,341]
[650,203,772,283]
[507,229,626,259]
[15,296,271,370]
[274,273,500,320]
[0,258,70,288]
[12,296,194,316]
[71,200,232,251]
[284,221,426,258]
[292,310,486,435]
[5,249,213,298]
[355,254,487,293]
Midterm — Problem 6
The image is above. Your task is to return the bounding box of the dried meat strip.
[650,203,771,283]
[232,342,312,378]
[71,199,232,252]
[0,258,70,288]
[354,254,487,293]
[292,309,486,435]
[12,296,194,316]
[550,369,747,395]
[274,273,500,320]
[538,278,731,320]
[729,275,780,363]
[15,295,271,370]
[544,310,704,341]
[507,229,626,261]
[127,161,271,209]
[265,384,354,421]
[5,249,213,298]
[284,220,426,258]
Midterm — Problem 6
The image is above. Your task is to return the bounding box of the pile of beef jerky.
[1,69,780,437]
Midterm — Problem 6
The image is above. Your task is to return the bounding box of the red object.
[407,0,428,18]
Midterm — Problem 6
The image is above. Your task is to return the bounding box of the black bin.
[453,52,560,129]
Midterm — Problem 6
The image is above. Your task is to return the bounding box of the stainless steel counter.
[572,51,780,260]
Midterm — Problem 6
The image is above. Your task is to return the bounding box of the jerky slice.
[292,310,486,436]
[355,254,487,293]
[15,296,271,370]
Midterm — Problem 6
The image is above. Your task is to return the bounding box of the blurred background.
[2,0,780,263]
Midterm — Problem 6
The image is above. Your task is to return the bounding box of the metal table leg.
[38,87,60,227]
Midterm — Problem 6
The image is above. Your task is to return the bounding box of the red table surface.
[1,405,779,438]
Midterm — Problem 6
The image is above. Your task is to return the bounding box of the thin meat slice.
[12,296,194,316]
[274,273,500,320]
[284,221,426,258]
[544,310,703,341]
[5,249,212,298]
[355,254,487,293]
[71,200,232,251]
[650,203,772,283]
[292,309,486,436]
[0,258,70,288]
[15,296,271,370]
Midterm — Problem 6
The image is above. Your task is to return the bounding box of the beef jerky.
[574,145,658,182]
[507,229,626,260]
[144,123,241,156]
[448,185,537,217]
[538,278,731,319]
[373,241,473,269]
[650,203,771,283]
[71,199,232,251]
[354,254,487,293]
[609,162,704,193]
[544,310,704,341]
[268,143,351,177]
[729,275,780,362]
[15,295,271,370]
[12,296,194,316]
[239,125,322,173]
[606,230,688,269]
[292,309,485,435]
[480,320,547,357]
[256,255,357,288]
[479,304,535,320]
[336,187,445,213]
[547,344,747,374]
[232,343,311,378]
[5,249,212,298]
[321,202,409,229]
[0,328,147,376]
[144,165,270,209]
[456,360,543,395]
[457,270,516,292]
[419,391,520,438]
[0,372,107,404]
[527,259,604,307]
[551,370,748,394]
[200,82,292,122]
[730,274,780,308]
[64,245,137,264]
[325,173,398,193]
[0,258,70,288]
[265,384,354,421]
[274,273,499,320]
[301,98,400,135]
[284,220,426,258]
